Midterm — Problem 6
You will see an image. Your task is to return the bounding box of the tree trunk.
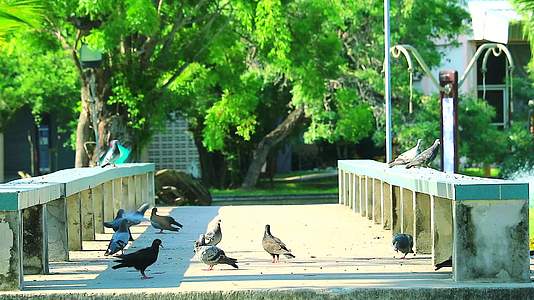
[241,106,305,189]
[192,129,227,188]
[75,85,92,168]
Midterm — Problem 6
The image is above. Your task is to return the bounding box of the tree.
[0,0,42,43]
[38,0,233,167]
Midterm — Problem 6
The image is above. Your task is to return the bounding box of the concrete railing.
[0,163,155,290]
[338,160,530,283]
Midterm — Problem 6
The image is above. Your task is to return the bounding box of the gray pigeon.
[103,209,134,241]
[100,140,120,167]
[262,224,295,263]
[150,207,183,233]
[204,219,222,246]
[194,234,238,270]
[388,139,421,167]
[405,139,440,169]
[105,219,131,256]
[392,233,414,259]
[123,203,150,225]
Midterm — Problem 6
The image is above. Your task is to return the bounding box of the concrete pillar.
[80,189,95,241]
[432,196,453,267]
[92,185,104,234]
[352,175,359,213]
[22,205,48,274]
[0,132,4,183]
[0,210,23,290]
[359,176,365,217]
[414,192,432,254]
[46,198,69,261]
[113,178,122,213]
[453,199,529,282]
[135,175,143,207]
[391,186,401,234]
[103,181,114,224]
[373,179,382,225]
[401,188,414,236]
[348,173,353,209]
[147,171,156,207]
[338,169,343,205]
[127,176,136,210]
[382,182,392,230]
[66,193,82,251]
[366,177,373,220]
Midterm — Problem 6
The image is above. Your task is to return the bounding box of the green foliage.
[501,122,534,178]
[395,95,508,166]
[0,0,43,44]
[0,33,78,130]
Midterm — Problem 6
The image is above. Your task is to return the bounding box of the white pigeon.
[204,219,222,246]
[388,139,422,167]
[194,234,238,270]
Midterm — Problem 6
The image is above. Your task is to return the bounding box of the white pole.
[384,0,393,163]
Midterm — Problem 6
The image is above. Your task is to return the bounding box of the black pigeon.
[103,208,133,241]
[434,256,452,271]
[150,207,183,233]
[388,139,421,167]
[262,224,295,263]
[112,239,162,279]
[405,139,440,169]
[392,233,414,259]
[100,139,120,167]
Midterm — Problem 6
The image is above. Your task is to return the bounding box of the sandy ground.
[7,204,534,294]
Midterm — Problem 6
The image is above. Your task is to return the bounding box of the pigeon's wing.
[262,236,285,254]
[136,203,150,214]
[107,231,130,255]
[200,246,222,264]
[271,235,290,251]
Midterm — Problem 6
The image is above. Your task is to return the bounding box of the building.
[416,0,531,127]
[146,115,200,177]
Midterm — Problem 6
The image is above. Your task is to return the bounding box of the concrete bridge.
[0,162,533,299]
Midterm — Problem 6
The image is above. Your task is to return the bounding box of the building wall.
[147,116,200,176]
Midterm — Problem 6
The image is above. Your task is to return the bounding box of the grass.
[460,167,501,178]
[210,176,338,197]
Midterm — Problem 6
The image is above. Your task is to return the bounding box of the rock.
[155,169,212,206]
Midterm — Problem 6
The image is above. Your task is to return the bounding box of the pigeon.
[434,256,452,271]
[100,140,120,167]
[194,234,238,270]
[262,224,295,263]
[388,139,422,167]
[150,207,183,233]
[112,239,162,279]
[103,209,125,231]
[105,218,131,256]
[392,233,414,259]
[123,203,150,225]
[405,139,440,169]
[204,219,222,246]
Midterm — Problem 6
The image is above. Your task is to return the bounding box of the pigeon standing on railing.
[388,139,422,167]
[99,140,120,168]
[194,234,238,270]
[392,233,414,259]
[405,139,440,169]
[112,239,162,279]
[150,207,183,233]
[204,219,222,246]
[262,224,295,263]
[105,218,131,256]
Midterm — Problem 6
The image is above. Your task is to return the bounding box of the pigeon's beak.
[160,244,164,248]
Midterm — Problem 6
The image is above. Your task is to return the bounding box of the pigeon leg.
[140,270,153,279]
[208,265,214,271]
[271,255,275,263]
[401,253,407,259]
[156,229,164,234]
[276,255,280,263]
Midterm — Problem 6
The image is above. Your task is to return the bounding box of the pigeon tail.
[283,253,295,259]
[220,256,238,269]
[112,263,127,269]
[170,219,183,228]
